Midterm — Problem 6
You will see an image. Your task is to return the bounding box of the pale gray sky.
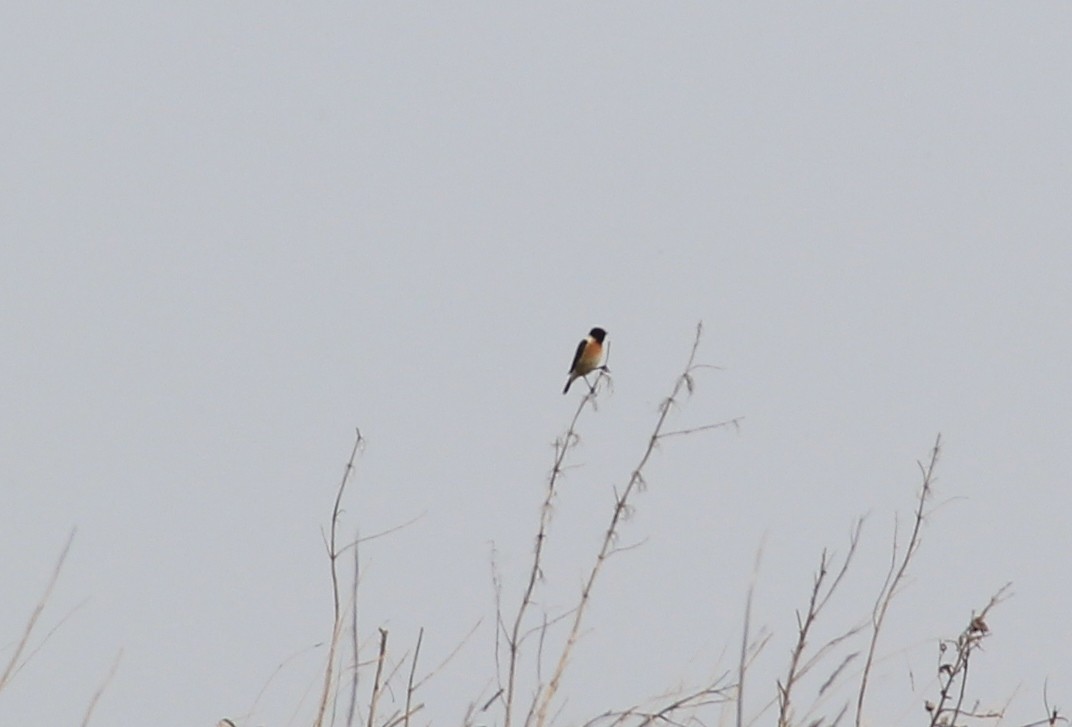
[2,4,1070,726]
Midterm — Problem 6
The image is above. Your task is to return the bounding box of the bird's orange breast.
[575,340,603,375]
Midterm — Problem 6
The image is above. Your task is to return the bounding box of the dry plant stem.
[535,323,722,727]
[739,545,762,727]
[413,617,483,692]
[776,520,864,727]
[314,429,365,727]
[928,585,1011,727]
[331,587,361,727]
[1020,712,1067,727]
[855,434,942,727]
[404,628,424,727]
[777,556,827,727]
[1039,683,1068,727]
[794,639,864,727]
[8,597,90,686]
[501,369,608,727]
[367,628,389,727]
[0,528,76,693]
[384,705,426,727]
[79,649,123,727]
[579,681,733,727]
[345,536,362,727]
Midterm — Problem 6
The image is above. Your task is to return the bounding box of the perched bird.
[563,327,607,394]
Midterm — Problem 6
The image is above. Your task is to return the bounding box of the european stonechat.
[563,327,607,394]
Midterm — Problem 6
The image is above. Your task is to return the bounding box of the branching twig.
[534,322,735,727]
[6,596,90,686]
[658,417,744,440]
[0,528,76,693]
[414,617,483,692]
[776,519,864,727]
[580,679,734,727]
[501,360,611,727]
[926,585,1012,727]
[855,434,941,726]
[314,428,365,727]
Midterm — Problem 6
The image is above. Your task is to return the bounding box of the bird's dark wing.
[568,338,587,373]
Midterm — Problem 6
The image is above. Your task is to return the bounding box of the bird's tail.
[562,377,573,395]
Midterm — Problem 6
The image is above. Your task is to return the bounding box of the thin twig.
[314,429,365,727]
[535,323,732,727]
[339,514,426,555]
[501,361,611,727]
[413,617,483,691]
[927,584,1012,727]
[384,705,426,727]
[7,597,90,685]
[79,649,123,727]
[579,679,734,727]
[404,628,424,727]
[856,434,942,727]
[332,588,361,727]
[739,543,764,727]
[367,628,389,727]
[658,417,744,440]
[777,519,864,726]
[0,528,76,693]
[240,642,324,724]
[347,534,361,727]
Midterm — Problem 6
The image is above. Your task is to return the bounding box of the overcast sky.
[2,4,1070,726]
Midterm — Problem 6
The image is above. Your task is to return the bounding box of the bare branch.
[534,322,735,727]
[927,584,1013,727]
[856,434,941,726]
[79,649,123,727]
[0,528,76,693]
[366,628,389,727]
[404,629,424,727]
[314,428,365,727]
[777,520,864,726]
[657,416,744,440]
[501,359,612,727]
[347,535,362,727]
[739,543,764,727]
[414,617,483,691]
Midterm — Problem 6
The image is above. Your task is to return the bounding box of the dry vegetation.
[4,324,1064,727]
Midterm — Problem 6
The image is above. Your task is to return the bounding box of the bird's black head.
[589,327,607,343]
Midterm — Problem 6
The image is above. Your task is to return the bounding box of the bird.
[563,327,607,394]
